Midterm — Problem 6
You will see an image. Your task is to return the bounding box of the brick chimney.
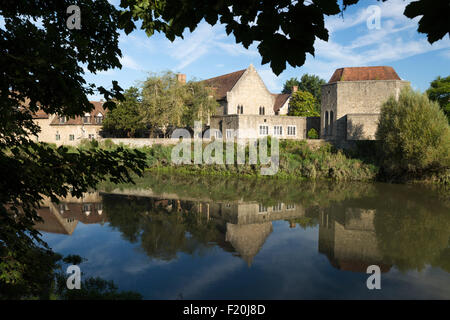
[176,73,186,84]
[292,85,298,93]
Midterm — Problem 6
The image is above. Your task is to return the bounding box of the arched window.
[325,111,329,136]
[329,111,334,135]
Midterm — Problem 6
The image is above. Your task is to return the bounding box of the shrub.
[376,87,450,175]
[307,128,319,139]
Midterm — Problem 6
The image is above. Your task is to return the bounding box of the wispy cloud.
[167,23,258,70]
[120,55,141,71]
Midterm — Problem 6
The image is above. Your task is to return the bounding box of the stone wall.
[34,115,103,146]
[211,114,308,140]
[321,80,410,140]
[225,65,275,116]
[346,114,379,140]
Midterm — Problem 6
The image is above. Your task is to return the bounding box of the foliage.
[282,74,326,111]
[427,76,450,123]
[140,72,218,136]
[287,91,319,117]
[307,128,319,139]
[103,87,146,137]
[376,87,450,176]
[0,0,147,297]
[118,0,449,75]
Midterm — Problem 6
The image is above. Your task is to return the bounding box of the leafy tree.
[141,72,218,136]
[0,0,146,297]
[427,76,450,123]
[118,0,449,74]
[287,91,319,117]
[182,80,219,126]
[282,78,300,94]
[141,72,187,137]
[376,87,450,175]
[283,74,326,112]
[103,87,146,137]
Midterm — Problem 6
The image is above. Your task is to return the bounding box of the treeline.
[102,71,219,138]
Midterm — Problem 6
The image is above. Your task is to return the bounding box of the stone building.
[32,101,106,145]
[206,65,319,140]
[320,66,410,140]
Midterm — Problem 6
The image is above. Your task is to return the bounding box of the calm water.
[36,174,450,299]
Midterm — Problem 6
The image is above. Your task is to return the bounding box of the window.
[329,111,334,135]
[236,105,243,114]
[88,134,95,139]
[55,132,60,141]
[95,113,103,124]
[286,204,295,210]
[69,134,75,141]
[259,125,269,136]
[324,111,329,135]
[258,204,267,213]
[287,126,296,136]
[214,131,222,139]
[226,129,233,139]
[273,125,283,136]
[259,106,265,115]
[273,203,282,211]
[59,116,67,124]
[83,113,90,124]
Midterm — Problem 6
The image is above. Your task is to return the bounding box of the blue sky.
[83,0,449,99]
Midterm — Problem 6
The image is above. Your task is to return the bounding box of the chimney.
[176,73,186,84]
[292,85,298,93]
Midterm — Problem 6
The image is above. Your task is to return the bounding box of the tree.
[282,78,300,94]
[283,74,326,112]
[287,91,319,117]
[376,87,450,175]
[140,72,218,136]
[182,81,219,127]
[0,0,146,297]
[103,87,146,137]
[427,76,450,123]
[141,72,187,137]
[118,0,450,75]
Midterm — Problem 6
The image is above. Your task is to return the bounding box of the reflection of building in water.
[35,187,308,266]
[34,191,105,235]
[318,208,391,272]
[206,201,306,265]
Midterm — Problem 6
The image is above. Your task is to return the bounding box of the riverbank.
[73,138,449,185]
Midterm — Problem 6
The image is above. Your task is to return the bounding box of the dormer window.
[82,113,90,124]
[95,113,103,124]
[59,116,67,124]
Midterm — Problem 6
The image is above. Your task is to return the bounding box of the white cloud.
[167,23,258,70]
[120,55,140,70]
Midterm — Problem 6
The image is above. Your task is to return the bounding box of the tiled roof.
[203,69,246,100]
[272,93,290,113]
[50,101,106,125]
[328,66,401,83]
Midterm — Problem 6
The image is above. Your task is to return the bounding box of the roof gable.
[272,93,290,113]
[203,69,246,100]
[328,66,401,83]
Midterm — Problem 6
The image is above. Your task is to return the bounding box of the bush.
[307,128,319,139]
[376,87,450,175]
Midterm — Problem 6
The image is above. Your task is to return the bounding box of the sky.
[81,0,449,99]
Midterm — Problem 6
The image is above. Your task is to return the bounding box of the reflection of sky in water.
[41,219,450,300]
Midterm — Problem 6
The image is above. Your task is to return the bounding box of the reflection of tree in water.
[373,185,450,273]
[103,194,229,261]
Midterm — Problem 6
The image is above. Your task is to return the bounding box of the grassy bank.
[63,138,449,184]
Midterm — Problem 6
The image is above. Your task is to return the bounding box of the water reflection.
[35,174,450,276]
